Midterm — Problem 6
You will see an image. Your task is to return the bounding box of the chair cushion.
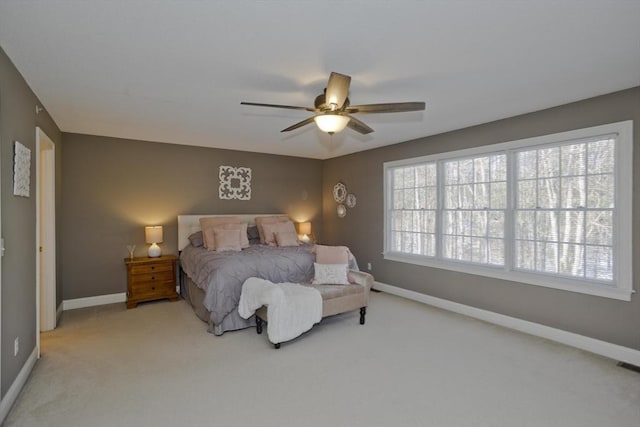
[306,283,364,300]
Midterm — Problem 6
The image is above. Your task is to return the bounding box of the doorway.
[36,127,56,356]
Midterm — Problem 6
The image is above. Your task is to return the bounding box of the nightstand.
[125,255,179,308]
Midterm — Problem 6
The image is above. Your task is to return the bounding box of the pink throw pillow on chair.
[314,245,350,264]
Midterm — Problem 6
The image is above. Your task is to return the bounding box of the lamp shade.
[145,226,163,244]
[297,222,312,235]
[314,114,350,134]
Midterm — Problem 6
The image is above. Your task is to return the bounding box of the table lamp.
[297,222,312,243]
[145,226,163,257]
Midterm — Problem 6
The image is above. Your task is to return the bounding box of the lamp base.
[299,234,311,243]
[148,243,161,258]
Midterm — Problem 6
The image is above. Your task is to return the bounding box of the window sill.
[383,252,633,301]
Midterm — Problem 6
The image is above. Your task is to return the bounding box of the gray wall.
[322,87,640,350]
[61,133,323,300]
[0,47,63,396]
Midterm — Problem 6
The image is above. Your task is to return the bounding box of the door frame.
[36,127,56,355]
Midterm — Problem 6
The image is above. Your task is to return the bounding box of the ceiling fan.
[241,72,426,135]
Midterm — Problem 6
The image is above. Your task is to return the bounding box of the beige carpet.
[4,292,640,427]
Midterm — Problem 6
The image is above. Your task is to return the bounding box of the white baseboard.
[373,281,640,366]
[0,346,38,424]
[62,292,126,311]
[62,286,180,311]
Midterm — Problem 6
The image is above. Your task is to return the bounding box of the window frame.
[440,152,508,266]
[383,121,634,301]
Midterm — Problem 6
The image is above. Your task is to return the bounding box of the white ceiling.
[1,1,639,160]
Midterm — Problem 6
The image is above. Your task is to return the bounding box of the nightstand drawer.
[129,270,174,284]
[129,263,173,275]
[131,280,176,297]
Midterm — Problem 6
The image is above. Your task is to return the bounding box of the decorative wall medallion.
[333,182,347,203]
[346,193,357,208]
[337,204,347,218]
[13,141,31,197]
[219,165,252,200]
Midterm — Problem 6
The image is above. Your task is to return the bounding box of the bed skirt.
[181,271,256,335]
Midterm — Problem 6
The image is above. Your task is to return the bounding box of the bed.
[178,214,355,335]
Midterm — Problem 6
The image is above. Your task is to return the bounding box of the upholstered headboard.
[177,214,283,251]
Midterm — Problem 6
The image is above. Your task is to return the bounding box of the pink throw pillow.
[218,222,249,248]
[199,216,241,249]
[262,221,297,246]
[255,215,289,244]
[213,228,242,252]
[315,245,350,264]
[275,231,299,247]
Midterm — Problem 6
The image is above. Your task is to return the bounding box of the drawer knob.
[151,266,155,270]
[151,276,155,280]
[152,287,156,290]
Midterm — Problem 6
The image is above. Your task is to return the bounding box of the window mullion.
[385,168,392,253]
[583,143,589,279]
[436,160,444,259]
[505,150,515,272]
[556,148,561,274]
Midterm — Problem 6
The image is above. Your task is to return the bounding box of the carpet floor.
[4,292,640,427]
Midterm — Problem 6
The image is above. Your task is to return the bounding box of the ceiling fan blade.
[281,116,316,132]
[345,102,426,114]
[325,72,351,109]
[346,116,374,134]
[241,101,315,112]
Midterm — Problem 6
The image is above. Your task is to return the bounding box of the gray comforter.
[180,243,318,334]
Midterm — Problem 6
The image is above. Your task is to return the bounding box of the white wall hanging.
[333,182,347,203]
[346,193,357,208]
[333,181,357,217]
[219,165,252,200]
[13,141,31,197]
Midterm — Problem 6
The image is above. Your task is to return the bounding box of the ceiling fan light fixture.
[314,114,350,134]
[241,71,425,135]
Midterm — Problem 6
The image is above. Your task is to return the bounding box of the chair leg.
[256,316,263,334]
[359,307,366,325]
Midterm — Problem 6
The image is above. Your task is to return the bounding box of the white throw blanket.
[238,277,322,344]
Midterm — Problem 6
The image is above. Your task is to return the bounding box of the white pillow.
[312,263,349,285]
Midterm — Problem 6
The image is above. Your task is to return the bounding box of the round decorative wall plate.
[333,182,347,203]
[346,193,357,208]
[337,204,347,218]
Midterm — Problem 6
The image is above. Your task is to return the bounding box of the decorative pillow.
[188,231,204,248]
[262,221,297,246]
[314,245,350,264]
[275,230,299,247]
[247,225,260,241]
[213,228,242,252]
[234,223,250,248]
[199,216,241,249]
[255,215,289,244]
[312,263,349,285]
[213,223,249,249]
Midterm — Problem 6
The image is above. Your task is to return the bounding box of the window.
[514,138,615,281]
[389,163,437,256]
[442,154,506,265]
[384,121,633,300]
